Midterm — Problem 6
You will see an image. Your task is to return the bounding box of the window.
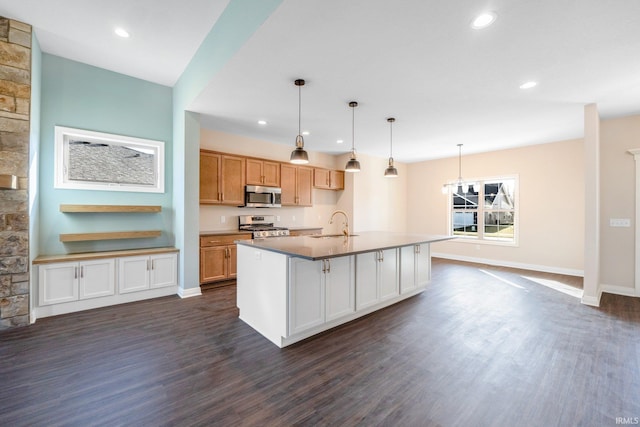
[54,126,165,193]
[450,177,517,243]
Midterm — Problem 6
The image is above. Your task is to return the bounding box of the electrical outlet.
[292,215,296,222]
[220,215,226,224]
[276,216,281,222]
[609,218,631,227]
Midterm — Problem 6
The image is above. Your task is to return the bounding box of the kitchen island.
[236,231,452,347]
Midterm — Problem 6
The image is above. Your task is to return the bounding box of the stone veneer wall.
[0,17,31,328]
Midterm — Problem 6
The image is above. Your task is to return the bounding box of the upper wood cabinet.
[246,158,280,187]
[313,168,344,190]
[281,164,313,206]
[200,150,246,205]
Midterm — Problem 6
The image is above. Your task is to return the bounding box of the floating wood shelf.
[59,230,162,242]
[60,204,162,213]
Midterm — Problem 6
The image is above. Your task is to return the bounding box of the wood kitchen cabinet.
[200,233,251,284]
[281,164,313,206]
[200,150,246,205]
[313,168,344,190]
[246,158,280,187]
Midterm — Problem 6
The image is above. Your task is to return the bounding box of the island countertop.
[235,231,453,260]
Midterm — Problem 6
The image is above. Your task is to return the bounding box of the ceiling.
[2,0,640,163]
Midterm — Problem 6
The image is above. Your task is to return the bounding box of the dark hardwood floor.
[1,259,638,426]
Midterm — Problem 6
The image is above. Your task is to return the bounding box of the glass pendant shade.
[384,117,398,178]
[290,135,309,164]
[290,79,309,164]
[345,101,360,172]
[384,158,398,177]
[345,152,361,172]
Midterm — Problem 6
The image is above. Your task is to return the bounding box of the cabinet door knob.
[74,266,78,279]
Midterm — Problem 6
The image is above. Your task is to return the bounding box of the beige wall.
[407,140,585,275]
[199,129,344,234]
[351,152,408,233]
[599,114,640,291]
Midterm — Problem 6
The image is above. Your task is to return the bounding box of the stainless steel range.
[239,215,290,238]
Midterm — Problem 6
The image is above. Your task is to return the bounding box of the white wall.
[351,152,408,233]
[599,114,640,293]
[407,139,585,275]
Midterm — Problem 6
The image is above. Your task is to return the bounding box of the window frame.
[447,174,519,246]
[54,126,165,193]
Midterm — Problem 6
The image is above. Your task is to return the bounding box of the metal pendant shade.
[384,117,398,178]
[345,101,361,172]
[290,79,309,164]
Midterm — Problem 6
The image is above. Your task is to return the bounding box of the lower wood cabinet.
[288,256,355,335]
[200,233,251,284]
[35,248,179,318]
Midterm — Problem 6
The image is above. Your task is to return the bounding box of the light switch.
[609,218,631,227]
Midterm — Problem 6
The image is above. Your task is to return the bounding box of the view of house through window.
[451,177,516,242]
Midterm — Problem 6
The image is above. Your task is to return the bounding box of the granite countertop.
[236,231,454,260]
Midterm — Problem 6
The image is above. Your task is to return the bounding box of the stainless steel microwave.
[244,185,282,208]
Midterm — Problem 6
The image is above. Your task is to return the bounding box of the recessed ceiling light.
[519,81,538,89]
[471,12,497,29]
[257,120,267,125]
[337,139,344,144]
[302,131,310,136]
[114,27,130,38]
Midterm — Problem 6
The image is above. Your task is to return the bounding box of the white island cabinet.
[289,256,355,335]
[236,232,452,348]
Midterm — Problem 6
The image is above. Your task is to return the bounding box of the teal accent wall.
[172,0,283,292]
[39,54,173,255]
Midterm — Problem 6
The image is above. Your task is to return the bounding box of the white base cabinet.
[39,259,115,306]
[289,256,355,335]
[237,244,429,348]
[35,249,178,319]
[118,253,177,294]
[355,249,398,310]
[400,244,431,294]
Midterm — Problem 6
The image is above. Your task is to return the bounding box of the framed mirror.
[54,126,165,193]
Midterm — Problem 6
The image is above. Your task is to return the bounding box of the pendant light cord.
[351,104,355,153]
[298,84,302,136]
[458,143,463,180]
[389,120,393,157]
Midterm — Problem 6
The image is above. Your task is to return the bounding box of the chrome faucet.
[329,210,350,237]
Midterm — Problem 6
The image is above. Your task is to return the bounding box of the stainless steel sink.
[308,234,359,238]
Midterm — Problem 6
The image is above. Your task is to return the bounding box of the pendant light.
[442,144,472,194]
[345,101,361,172]
[384,117,398,178]
[289,79,309,164]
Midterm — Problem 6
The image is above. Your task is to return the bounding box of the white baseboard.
[432,252,584,277]
[178,286,202,298]
[581,291,602,307]
[600,283,639,298]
